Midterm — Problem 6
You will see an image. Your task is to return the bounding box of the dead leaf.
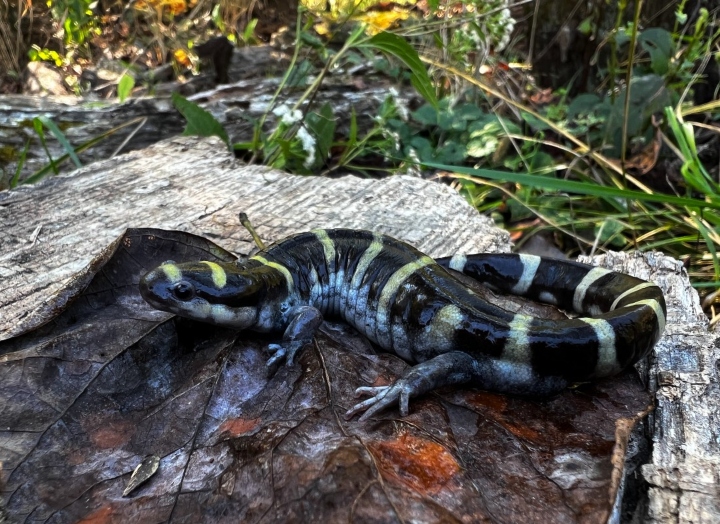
[0,229,653,522]
[124,455,160,496]
[609,119,662,175]
[529,88,556,105]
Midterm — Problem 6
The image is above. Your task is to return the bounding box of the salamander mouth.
[202,304,258,329]
[140,292,169,312]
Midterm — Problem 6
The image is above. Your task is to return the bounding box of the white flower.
[382,128,402,152]
[284,109,303,125]
[272,105,303,125]
[496,8,515,51]
[296,126,316,168]
[272,104,289,117]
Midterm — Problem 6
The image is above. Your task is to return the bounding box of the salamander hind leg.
[345,351,479,421]
[345,351,570,421]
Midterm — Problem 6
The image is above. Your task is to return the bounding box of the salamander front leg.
[266,306,324,368]
[345,351,479,422]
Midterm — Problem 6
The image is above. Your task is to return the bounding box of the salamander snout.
[139,264,193,311]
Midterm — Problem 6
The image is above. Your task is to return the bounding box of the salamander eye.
[172,281,195,301]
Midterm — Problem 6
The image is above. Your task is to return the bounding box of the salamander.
[139,229,666,421]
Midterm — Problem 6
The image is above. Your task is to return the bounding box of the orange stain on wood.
[369,433,460,494]
[218,417,261,437]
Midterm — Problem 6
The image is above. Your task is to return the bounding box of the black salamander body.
[139,229,666,420]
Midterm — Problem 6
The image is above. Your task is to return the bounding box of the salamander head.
[139,260,263,329]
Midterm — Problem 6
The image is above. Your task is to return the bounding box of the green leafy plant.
[26,0,99,69]
[172,93,230,147]
[389,98,514,166]
[574,9,718,159]
[27,46,64,67]
[428,0,515,70]
[565,74,673,157]
[49,0,98,50]
[171,13,438,174]
[416,24,720,289]
[117,74,136,103]
[335,95,410,175]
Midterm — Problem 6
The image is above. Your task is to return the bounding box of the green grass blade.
[664,107,719,195]
[23,116,146,185]
[32,117,58,175]
[10,139,31,188]
[38,116,82,168]
[690,214,720,279]
[424,161,720,211]
[348,108,358,150]
[692,282,720,288]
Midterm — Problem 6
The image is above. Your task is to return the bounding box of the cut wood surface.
[0,136,716,523]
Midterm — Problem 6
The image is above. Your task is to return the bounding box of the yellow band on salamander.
[201,261,227,288]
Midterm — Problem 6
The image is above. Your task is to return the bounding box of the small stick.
[238,212,266,250]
